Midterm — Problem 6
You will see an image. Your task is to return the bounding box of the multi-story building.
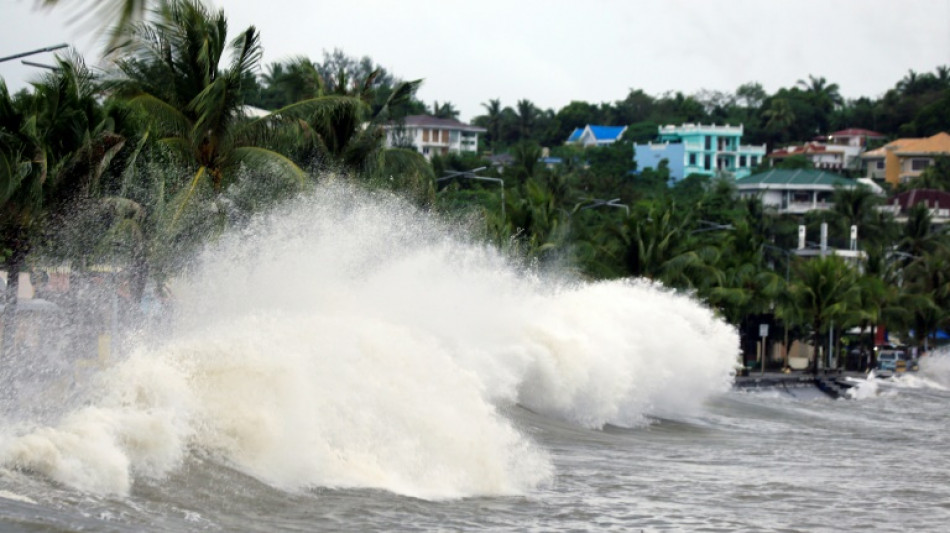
[860,132,950,186]
[384,115,486,160]
[634,123,766,183]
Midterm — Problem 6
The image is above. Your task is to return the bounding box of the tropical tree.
[1,57,121,359]
[829,184,892,249]
[40,0,150,51]
[478,98,503,150]
[430,101,459,120]
[781,256,861,374]
[515,99,537,140]
[256,57,324,109]
[109,0,306,219]
[763,98,796,137]
[614,199,720,290]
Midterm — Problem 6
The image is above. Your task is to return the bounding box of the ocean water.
[1,185,948,532]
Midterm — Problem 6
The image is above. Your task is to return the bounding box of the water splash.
[0,184,738,498]
[919,347,950,389]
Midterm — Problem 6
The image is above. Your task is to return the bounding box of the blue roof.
[589,125,626,140]
[567,128,583,142]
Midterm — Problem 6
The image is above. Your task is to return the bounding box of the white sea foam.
[0,490,37,504]
[843,375,879,399]
[0,184,738,498]
[918,348,950,389]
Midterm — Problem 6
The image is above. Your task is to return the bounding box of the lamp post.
[691,220,734,235]
[437,167,506,220]
[0,43,68,64]
[763,243,793,372]
[578,198,629,216]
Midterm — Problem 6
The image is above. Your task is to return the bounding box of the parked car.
[877,349,916,374]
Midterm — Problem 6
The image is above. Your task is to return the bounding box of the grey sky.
[2,0,949,121]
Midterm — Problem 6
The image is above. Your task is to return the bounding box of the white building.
[735,169,880,215]
[384,115,486,160]
[767,142,863,171]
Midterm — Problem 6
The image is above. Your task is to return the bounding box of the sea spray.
[919,347,950,388]
[0,183,739,498]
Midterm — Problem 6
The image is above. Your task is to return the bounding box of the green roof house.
[736,169,881,214]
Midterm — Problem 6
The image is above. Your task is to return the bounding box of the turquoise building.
[634,123,767,183]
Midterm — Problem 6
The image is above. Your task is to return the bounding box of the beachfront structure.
[384,115,486,160]
[565,125,628,147]
[860,132,950,186]
[634,123,766,183]
[735,169,875,215]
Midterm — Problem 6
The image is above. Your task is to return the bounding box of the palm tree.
[797,75,843,109]
[1,57,120,360]
[430,101,459,120]
[109,0,306,218]
[279,72,422,177]
[258,57,324,109]
[515,99,537,140]
[40,0,151,51]
[781,256,861,374]
[615,200,720,290]
[830,184,890,249]
[480,98,503,150]
[763,98,796,135]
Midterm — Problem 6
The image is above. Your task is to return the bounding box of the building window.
[704,155,711,170]
[423,147,430,155]
[911,158,931,171]
[792,191,811,203]
[751,156,758,167]
[422,130,429,142]
[739,155,747,167]
[876,160,884,169]
[689,153,697,166]
[705,136,712,150]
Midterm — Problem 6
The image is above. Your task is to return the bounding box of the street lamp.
[578,198,629,216]
[20,60,60,71]
[691,220,734,234]
[0,43,68,64]
[763,243,793,372]
[436,167,506,219]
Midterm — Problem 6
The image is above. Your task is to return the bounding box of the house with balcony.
[384,115,486,160]
[767,142,863,171]
[822,128,886,148]
[860,132,950,186]
[735,168,880,215]
[633,123,766,183]
[565,125,628,147]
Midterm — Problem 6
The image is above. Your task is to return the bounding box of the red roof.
[768,142,836,158]
[888,189,950,210]
[830,128,885,138]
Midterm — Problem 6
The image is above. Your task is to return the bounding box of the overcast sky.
[2,0,949,121]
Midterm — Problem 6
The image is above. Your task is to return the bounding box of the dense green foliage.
[5,0,950,366]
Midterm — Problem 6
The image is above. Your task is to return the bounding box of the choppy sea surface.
[1,186,947,532]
